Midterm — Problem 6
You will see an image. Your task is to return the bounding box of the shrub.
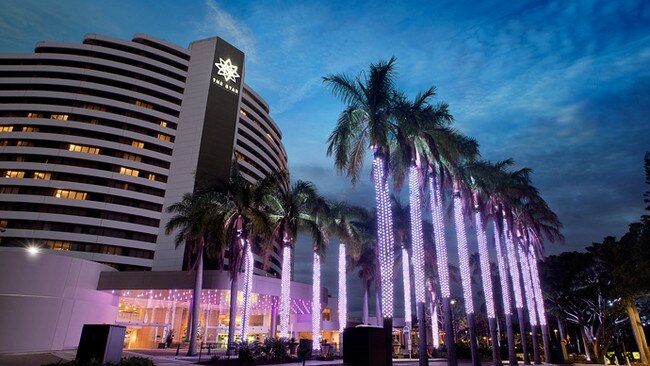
[119,356,155,366]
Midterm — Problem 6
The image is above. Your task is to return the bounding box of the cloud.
[200,0,258,62]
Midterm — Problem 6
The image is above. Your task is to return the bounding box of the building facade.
[0,33,286,275]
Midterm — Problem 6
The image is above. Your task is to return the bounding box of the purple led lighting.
[503,216,524,309]
[240,239,254,339]
[372,153,394,318]
[402,246,412,323]
[312,251,321,349]
[528,244,547,326]
[518,241,538,326]
[429,287,440,348]
[279,245,291,337]
[475,210,496,319]
[338,243,347,333]
[429,174,450,298]
[453,189,474,314]
[408,165,426,303]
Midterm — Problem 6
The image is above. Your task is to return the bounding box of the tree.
[165,190,222,356]
[324,57,400,365]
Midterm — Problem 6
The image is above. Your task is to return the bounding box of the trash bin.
[76,324,126,364]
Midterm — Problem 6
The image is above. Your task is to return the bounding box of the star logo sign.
[215,58,240,83]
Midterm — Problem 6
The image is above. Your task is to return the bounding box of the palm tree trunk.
[581,326,592,362]
[503,216,529,364]
[338,243,347,353]
[489,317,501,365]
[626,301,650,364]
[494,220,517,365]
[418,302,427,365]
[279,242,292,338]
[187,249,203,356]
[430,290,440,349]
[429,173,457,366]
[371,151,395,366]
[312,251,322,350]
[540,326,551,363]
[375,283,383,325]
[531,325,540,364]
[452,188,481,366]
[240,240,254,341]
[226,267,239,355]
[517,307,531,365]
[517,242,539,364]
[526,245,551,362]
[362,279,369,324]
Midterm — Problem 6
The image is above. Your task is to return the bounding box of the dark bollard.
[176,343,180,356]
[207,343,211,355]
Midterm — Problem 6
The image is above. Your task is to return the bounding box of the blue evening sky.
[1,0,649,316]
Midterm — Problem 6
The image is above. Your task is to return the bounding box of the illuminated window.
[0,220,7,229]
[83,104,106,111]
[123,153,141,162]
[4,170,25,178]
[147,173,156,181]
[240,109,247,116]
[16,141,34,147]
[134,100,153,109]
[119,167,139,177]
[50,114,69,121]
[33,171,51,180]
[0,126,13,132]
[0,141,8,146]
[54,189,87,200]
[0,187,18,194]
[156,133,171,142]
[68,144,99,154]
[159,121,168,127]
[22,126,39,132]
[45,240,71,251]
[131,141,144,149]
[15,156,25,162]
[322,308,331,321]
[27,113,43,118]
[90,119,99,125]
[100,246,123,255]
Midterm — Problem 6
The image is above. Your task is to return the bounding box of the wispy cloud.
[199,0,258,62]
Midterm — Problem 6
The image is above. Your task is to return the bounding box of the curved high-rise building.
[0,33,287,274]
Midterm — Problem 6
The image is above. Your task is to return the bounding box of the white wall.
[0,248,119,353]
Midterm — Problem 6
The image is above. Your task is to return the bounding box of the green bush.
[118,356,155,366]
[42,356,154,366]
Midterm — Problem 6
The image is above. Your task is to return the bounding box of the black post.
[443,297,457,366]
[417,302,428,366]
[531,325,540,364]
[384,317,393,366]
[489,317,502,366]
[468,313,482,366]
[517,308,531,365]
[175,343,180,356]
[505,314,517,365]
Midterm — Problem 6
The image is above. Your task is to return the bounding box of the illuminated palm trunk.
[474,208,500,365]
[453,186,480,366]
[402,246,413,354]
[312,251,322,350]
[518,241,540,364]
[279,241,292,338]
[372,151,395,366]
[240,239,254,340]
[408,164,428,366]
[429,287,440,349]
[526,243,551,362]
[429,174,457,366]
[503,217,530,364]
[338,243,347,352]
[493,220,517,365]
[187,246,203,356]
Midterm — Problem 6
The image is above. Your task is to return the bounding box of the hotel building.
[0,34,340,353]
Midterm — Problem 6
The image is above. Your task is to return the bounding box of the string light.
[518,240,538,326]
[493,219,512,316]
[240,239,254,339]
[338,243,347,333]
[429,174,450,298]
[408,165,426,304]
[312,251,321,349]
[402,246,412,323]
[453,188,474,314]
[372,152,394,318]
[503,215,524,309]
[527,243,547,326]
[279,245,292,337]
[475,209,496,319]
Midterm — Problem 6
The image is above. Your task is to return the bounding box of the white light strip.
[494,219,512,315]
[409,166,426,303]
[430,175,451,298]
[312,251,321,349]
[279,245,292,338]
[528,244,547,326]
[475,210,496,318]
[402,247,412,323]
[454,189,474,314]
[372,153,394,318]
[503,216,524,309]
[240,239,254,339]
[430,289,440,348]
[518,240,538,326]
[338,243,347,333]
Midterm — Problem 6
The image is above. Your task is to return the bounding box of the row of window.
[0,238,154,259]
[0,219,157,243]
[3,166,157,181]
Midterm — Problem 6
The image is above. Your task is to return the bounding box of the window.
[131,140,144,149]
[68,144,100,154]
[16,141,34,147]
[27,113,43,118]
[4,170,25,178]
[54,189,87,200]
[22,126,39,132]
[322,308,331,321]
[159,121,168,127]
[134,100,153,109]
[123,153,141,162]
[0,126,13,132]
[50,114,68,121]
[0,187,18,194]
[100,246,123,255]
[240,109,247,116]
[45,240,71,251]
[33,172,51,180]
[156,133,171,142]
[82,104,106,111]
[119,167,139,177]
[147,173,156,181]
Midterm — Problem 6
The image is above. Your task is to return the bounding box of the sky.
[1,0,649,318]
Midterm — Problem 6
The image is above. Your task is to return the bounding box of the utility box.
[343,326,386,366]
[76,324,126,364]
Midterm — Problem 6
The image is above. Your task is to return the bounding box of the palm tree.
[323,57,400,365]
[165,190,222,356]
[350,243,378,324]
[263,176,325,339]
